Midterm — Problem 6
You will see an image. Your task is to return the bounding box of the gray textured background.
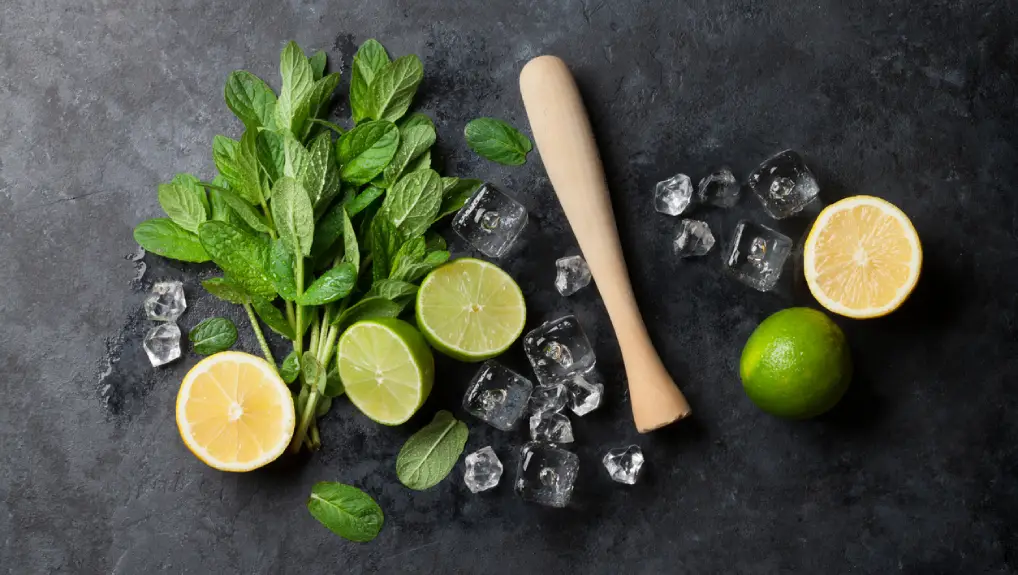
[2,0,1016,573]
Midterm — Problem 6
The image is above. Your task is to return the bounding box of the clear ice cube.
[567,373,604,416]
[529,412,574,443]
[722,220,793,292]
[464,446,503,493]
[747,150,820,219]
[554,255,591,297]
[143,322,181,367]
[515,442,579,507]
[523,315,596,384]
[674,219,715,258]
[462,361,534,431]
[530,383,568,415]
[653,173,694,216]
[698,167,741,208]
[603,445,644,485]
[452,183,528,258]
[145,281,186,322]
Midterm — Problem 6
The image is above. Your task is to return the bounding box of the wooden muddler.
[520,55,691,432]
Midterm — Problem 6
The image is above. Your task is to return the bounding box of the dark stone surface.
[1,0,1016,572]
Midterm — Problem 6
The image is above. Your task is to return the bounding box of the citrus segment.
[176,351,295,472]
[804,195,921,318]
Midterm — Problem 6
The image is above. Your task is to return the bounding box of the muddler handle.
[519,55,691,432]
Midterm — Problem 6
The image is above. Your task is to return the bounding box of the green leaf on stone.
[225,70,277,131]
[379,169,443,241]
[307,482,384,543]
[134,218,210,263]
[198,221,276,298]
[464,117,532,166]
[350,39,390,124]
[189,317,238,355]
[369,54,424,122]
[395,410,468,491]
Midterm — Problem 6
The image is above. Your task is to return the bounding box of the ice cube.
[529,412,574,443]
[144,281,186,322]
[722,220,793,292]
[603,445,644,485]
[523,315,596,384]
[674,219,715,258]
[452,183,528,258]
[464,446,503,493]
[697,167,741,208]
[530,383,568,415]
[462,361,534,431]
[554,255,591,297]
[567,373,604,416]
[515,442,579,507]
[143,322,181,367]
[653,173,694,216]
[747,150,819,219]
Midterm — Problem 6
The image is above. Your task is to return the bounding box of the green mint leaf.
[379,169,443,240]
[324,364,345,397]
[424,231,447,251]
[365,279,418,302]
[202,277,251,304]
[316,395,333,417]
[369,55,424,122]
[379,124,436,188]
[297,73,341,137]
[336,120,399,185]
[301,352,327,395]
[276,41,316,136]
[464,118,533,166]
[267,238,298,301]
[213,186,271,233]
[252,296,296,340]
[256,130,286,184]
[395,410,469,491]
[283,134,310,180]
[310,203,346,262]
[309,51,327,81]
[198,221,276,298]
[134,218,210,263]
[224,70,277,131]
[390,239,449,283]
[207,183,232,223]
[331,296,401,330]
[310,118,345,136]
[213,132,263,204]
[341,207,359,273]
[397,113,434,132]
[436,177,483,220]
[345,185,384,217]
[271,177,315,257]
[189,317,238,355]
[404,149,431,173]
[307,482,384,543]
[157,177,207,234]
[350,39,390,124]
[279,350,301,384]
[304,132,340,212]
[369,214,400,282]
[297,263,357,306]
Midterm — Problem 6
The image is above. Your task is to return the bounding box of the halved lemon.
[804,195,922,318]
[176,351,295,472]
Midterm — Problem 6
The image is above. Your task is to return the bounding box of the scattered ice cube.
[603,445,645,485]
[523,315,596,384]
[530,383,568,415]
[722,220,793,292]
[462,361,534,431]
[747,150,819,219]
[554,255,591,296]
[452,183,528,258]
[515,442,579,507]
[653,173,694,215]
[529,412,574,443]
[567,373,604,416]
[464,446,503,493]
[143,323,181,367]
[697,167,741,208]
[674,219,715,258]
[144,281,186,322]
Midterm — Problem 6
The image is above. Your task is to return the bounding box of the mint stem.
[243,302,276,370]
[290,389,319,453]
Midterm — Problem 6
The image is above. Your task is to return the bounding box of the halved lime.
[415,258,526,362]
[337,318,434,425]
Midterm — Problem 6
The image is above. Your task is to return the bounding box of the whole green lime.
[739,307,852,419]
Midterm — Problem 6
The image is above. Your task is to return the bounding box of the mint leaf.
[379,124,436,188]
[225,71,277,131]
[379,169,442,240]
[310,203,346,262]
[424,231,446,251]
[189,317,238,355]
[336,120,399,185]
[297,73,341,137]
[365,279,418,302]
[350,39,390,124]
[464,117,533,166]
[157,176,207,234]
[267,238,298,301]
[396,410,468,491]
[276,41,316,136]
[134,219,210,263]
[346,185,384,217]
[297,263,357,306]
[341,207,359,273]
[369,214,400,282]
[332,296,401,330]
[283,134,309,180]
[271,177,315,257]
[213,186,271,233]
[198,221,276,298]
[256,130,286,184]
[369,55,424,122]
[436,177,482,221]
[307,482,384,543]
[397,112,434,132]
[279,350,301,384]
[304,132,340,212]
[392,250,449,283]
[213,131,263,204]
[301,352,327,395]
[252,297,296,340]
[309,51,327,81]
[202,277,250,304]
[404,149,431,173]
